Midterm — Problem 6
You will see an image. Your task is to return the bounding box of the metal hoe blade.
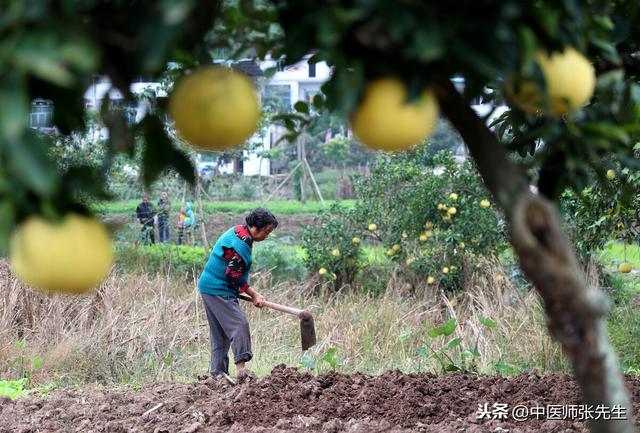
[299,310,316,351]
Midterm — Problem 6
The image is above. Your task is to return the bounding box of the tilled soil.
[2,366,639,433]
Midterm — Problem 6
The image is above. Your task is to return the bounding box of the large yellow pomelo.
[169,66,260,150]
[351,78,439,151]
[508,47,595,116]
[10,214,113,294]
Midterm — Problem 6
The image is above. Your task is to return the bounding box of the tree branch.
[434,78,636,433]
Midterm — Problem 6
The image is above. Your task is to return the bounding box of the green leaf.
[478,315,497,329]
[301,355,316,369]
[5,131,59,196]
[32,357,42,369]
[0,73,29,140]
[582,122,630,144]
[447,337,463,349]
[163,356,173,366]
[294,101,309,114]
[0,199,16,256]
[140,115,195,186]
[441,318,457,336]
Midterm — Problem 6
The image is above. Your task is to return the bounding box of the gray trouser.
[201,293,253,375]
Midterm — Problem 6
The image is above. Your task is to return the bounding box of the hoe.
[239,294,316,351]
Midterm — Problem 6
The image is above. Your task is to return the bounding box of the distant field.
[96,199,358,216]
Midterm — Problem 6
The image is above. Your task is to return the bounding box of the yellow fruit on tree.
[458,242,465,250]
[331,248,341,257]
[480,199,491,208]
[401,232,408,239]
[447,207,457,215]
[352,237,361,245]
[368,223,378,231]
[392,244,401,252]
[427,276,435,285]
[442,267,449,274]
[351,77,439,151]
[606,169,616,180]
[169,66,260,150]
[405,258,415,266]
[10,213,113,294]
[507,47,595,116]
[437,203,445,210]
[319,267,327,275]
[442,215,451,222]
[449,193,458,201]
[424,221,434,229]
[618,263,632,273]
[419,234,428,242]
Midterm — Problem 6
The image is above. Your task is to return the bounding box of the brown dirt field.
[2,366,639,433]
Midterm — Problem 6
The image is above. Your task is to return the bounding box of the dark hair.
[245,208,278,230]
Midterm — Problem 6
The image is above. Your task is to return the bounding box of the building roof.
[231,60,264,77]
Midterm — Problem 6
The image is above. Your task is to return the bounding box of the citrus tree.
[2,1,640,432]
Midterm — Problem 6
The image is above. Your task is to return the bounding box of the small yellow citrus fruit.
[447,207,457,215]
[368,223,378,231]
[507,47,595,116]
[480,199,491,208]
[169,66,260,150]
[442,267,449,274]
[458,242,465,250]
[424,221,434,229]
[318,267,327,275]
[392,244,401,252]
[424,230,433,238]
[352,237,361,245]
[427,276,435,285]
[10,214,113,294]
[351,78,439,151]
[331,248,341,257]
[606,169,616,180]
[618,263,632,273]
[405,258,415,266]
[449,193,458,201]
[419,234,428,242]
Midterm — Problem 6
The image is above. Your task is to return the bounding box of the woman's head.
[245,208,278,242]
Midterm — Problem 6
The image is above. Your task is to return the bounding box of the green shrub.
[253,241,307,281]
[115,243,206,278]
[302,204,365,289]
[301,149,508,292]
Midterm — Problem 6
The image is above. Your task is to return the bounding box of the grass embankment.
[96,199,357,216]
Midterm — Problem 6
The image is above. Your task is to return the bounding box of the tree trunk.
[435,79,635,433]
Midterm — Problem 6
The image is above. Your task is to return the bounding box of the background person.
[135,196,155,244]
[157,191,171,243]
[198,208,278,382]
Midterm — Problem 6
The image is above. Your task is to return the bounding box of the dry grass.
[0,258,566,387]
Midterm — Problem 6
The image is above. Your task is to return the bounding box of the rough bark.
[435,79,635,433]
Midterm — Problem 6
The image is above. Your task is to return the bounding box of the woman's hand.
[251,292,265,308]
[245,286,265,308]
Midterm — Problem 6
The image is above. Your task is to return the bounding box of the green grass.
[95,199,357,216]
